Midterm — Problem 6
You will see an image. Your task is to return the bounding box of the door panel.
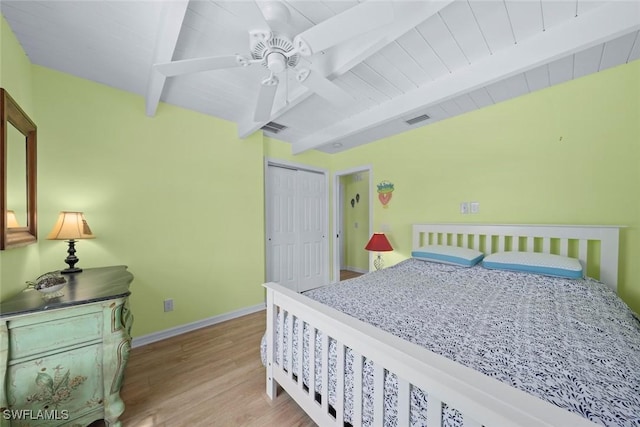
[266,167,298,290]
[266,165,327,292]
[298,170,326,292]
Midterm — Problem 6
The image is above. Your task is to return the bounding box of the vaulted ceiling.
[2,1,639,154]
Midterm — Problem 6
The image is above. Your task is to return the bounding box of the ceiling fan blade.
[154,55,241,77]
[297,70,353,108]
[293,1,394,56]
[254,77,279,122]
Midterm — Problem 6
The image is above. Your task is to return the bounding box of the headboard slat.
[578,239,588,269]
[526,237,534,252]
[560,238,569,257]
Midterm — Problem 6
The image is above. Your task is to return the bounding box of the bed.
[262,224,640,426]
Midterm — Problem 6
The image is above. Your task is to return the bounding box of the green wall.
[0,15,33,106]
[331,59,640,313]
[32,66,267,336]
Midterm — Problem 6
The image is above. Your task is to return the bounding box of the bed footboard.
[264,282,597,427]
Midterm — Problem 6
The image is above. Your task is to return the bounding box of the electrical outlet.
[460,202,469,214]
[164,299,174,312]
[470,202,480,214]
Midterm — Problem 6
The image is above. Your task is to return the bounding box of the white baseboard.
[131,303,266,348]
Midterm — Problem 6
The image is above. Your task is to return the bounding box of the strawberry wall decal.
[377,181,394,209]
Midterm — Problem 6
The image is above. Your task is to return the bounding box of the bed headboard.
[412,224,622,292]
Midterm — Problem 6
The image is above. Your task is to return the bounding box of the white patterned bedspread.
[261,258,640,426]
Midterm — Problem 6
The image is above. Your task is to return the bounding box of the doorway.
[333,166,372,283]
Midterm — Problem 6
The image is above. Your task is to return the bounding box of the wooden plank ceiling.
[2,1,639,154]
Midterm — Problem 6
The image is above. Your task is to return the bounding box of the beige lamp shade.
[47,211,95,240]
[6,210,20,228]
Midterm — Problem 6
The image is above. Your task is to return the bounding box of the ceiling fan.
[153,1,394,122]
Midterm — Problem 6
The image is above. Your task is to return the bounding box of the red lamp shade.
[365,233,393,252]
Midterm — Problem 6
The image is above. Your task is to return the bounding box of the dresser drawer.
[9,312,103,360]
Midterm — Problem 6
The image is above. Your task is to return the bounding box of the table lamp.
[47,211,95,274]
[6,210,20,228]
[365,232,393,270]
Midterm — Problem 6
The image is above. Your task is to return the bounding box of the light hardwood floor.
[340,270,364,281]
[92,310,315,427]
[91,273,364,426]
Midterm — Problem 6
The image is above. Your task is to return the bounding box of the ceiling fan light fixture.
[251,32,299,70]
[267,52,287,73]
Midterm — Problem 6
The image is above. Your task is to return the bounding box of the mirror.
[8,123,27,227]
[1,88,37,250]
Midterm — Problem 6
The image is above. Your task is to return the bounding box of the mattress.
[261,258,640,426]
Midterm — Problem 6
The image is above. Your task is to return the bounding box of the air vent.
[261,122,288,134]
[405,114,430,125]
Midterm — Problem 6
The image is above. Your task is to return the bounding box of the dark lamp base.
[61,239,83,275]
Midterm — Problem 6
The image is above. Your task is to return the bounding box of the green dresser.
[0,266,133,427]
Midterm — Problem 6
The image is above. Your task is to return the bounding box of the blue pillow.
[482,251,583,279]
[412,245,484,267]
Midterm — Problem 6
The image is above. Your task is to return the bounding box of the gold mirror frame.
[1,88,37,250]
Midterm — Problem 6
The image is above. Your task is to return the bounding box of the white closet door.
[266,166,298,291]
[298,170,326,292]
[266,165,327,292]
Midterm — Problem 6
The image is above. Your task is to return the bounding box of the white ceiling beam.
[236,0,454,139]
[145,0,190,117]
[291,1,640,154]
[313,1,455,79]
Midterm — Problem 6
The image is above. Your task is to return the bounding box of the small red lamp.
[365,232,393,270]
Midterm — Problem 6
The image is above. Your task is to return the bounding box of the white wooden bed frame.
[264,224,622,427]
